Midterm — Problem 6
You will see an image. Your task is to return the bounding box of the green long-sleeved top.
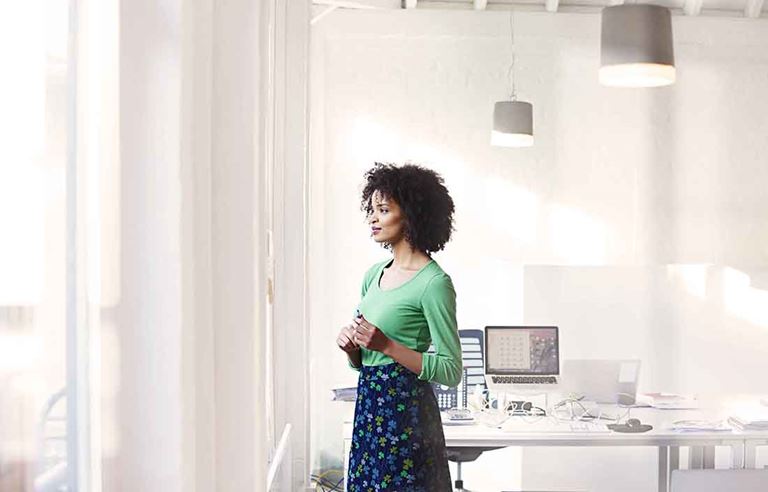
[350,258,462,388]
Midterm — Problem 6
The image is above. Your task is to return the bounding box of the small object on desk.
[442,409,475,426]
[446,407,473,420]
[670,420,732,433]
[509,401,546,417]
[728,416,768,431]
[727,400,768,430]
[474,409,510,428]
[432,383,458,410]
[637,392,699,409]
[330,386,357,402]
[468,385,487,412]
[607,418,653,433]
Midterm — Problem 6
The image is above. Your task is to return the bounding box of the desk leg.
[658,446,669,492]
[343,439,351,491]
[669,446,679,473]
[703,446,716,469]
[745,441,757,469]
[689,446,704,469]
[726,441,744,469]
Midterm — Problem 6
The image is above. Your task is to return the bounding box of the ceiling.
[312,0,768,20]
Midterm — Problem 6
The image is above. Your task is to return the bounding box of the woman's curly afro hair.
[361,162,455,254]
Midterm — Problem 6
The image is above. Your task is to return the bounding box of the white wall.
[269,0,313,487]
[111,0,186,488]
[308,9,768,491]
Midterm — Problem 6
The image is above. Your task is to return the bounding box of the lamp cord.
[506,11,517,101]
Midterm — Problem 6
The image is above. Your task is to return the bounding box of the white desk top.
[343,407,768,448]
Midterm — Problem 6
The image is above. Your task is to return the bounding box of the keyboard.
[491,376,558,384]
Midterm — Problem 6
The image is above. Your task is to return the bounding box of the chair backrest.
[429,329,486,410]
[671,469,768,492]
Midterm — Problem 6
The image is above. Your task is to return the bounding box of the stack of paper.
[670,420,732,433]
[727,400,768,430]
[728,415,768,431]
[330,387,357,402]
[637,393,699,409]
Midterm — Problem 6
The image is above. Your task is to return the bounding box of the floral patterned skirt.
[347,362,452,492]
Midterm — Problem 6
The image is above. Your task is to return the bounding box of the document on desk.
[637,392,699,409]
[670,420,732,433]
[501,418,611,434]
[330,386,357,401]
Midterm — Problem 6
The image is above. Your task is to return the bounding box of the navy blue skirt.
[347,362,452,491]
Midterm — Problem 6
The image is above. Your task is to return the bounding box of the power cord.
[470,389,643,429]
[550,392,640,424]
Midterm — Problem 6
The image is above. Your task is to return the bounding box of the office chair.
[671,469,768,492]
[34,388,67,492]
[447,447,496,492]
[447,329,497,492]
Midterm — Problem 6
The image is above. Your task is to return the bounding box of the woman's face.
[368,190,404,245]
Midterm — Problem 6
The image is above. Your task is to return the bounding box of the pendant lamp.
[492,101,533,147]
[492,12,533,147]
[600,4,675,88]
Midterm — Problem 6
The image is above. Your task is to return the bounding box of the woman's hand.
[352,315,392,354]
[336,323,360,353]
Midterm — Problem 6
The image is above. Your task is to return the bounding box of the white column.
[210,0,268,491]
[111,0,185,489]
[271,0,312,489]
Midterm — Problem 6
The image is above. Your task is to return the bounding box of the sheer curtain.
[0,0,297,490]
[0,1,75,490]
[77,0,273,491]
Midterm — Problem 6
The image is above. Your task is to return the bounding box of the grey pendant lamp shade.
[491,11,534,147]
[492,101,533,147]
[600,4,676,88]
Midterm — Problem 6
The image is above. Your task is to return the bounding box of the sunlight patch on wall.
[666,264,709,300]
[477,178,538,245]
[345,116,402,171]
[723,267,768,328]
[548,205,607,265]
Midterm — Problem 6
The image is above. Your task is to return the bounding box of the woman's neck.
[389,239,430,270]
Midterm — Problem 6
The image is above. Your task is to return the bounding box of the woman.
[336,163,461,492]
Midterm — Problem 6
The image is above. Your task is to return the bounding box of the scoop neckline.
[376,258,434,293]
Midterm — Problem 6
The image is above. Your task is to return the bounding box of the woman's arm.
[417,274,462,387]
[347,347,362,368]
[353,315,424,376]
[337,323,363,369]
[382,339,422,376]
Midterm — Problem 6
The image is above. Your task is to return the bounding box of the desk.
[342,408,768,492]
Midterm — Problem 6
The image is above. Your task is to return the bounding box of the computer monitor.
[561,359,641,404]
[484,326,560,391]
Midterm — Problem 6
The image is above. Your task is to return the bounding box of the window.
[0,2,81,490]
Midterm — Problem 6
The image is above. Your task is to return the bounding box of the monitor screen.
[485,326,559,375]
